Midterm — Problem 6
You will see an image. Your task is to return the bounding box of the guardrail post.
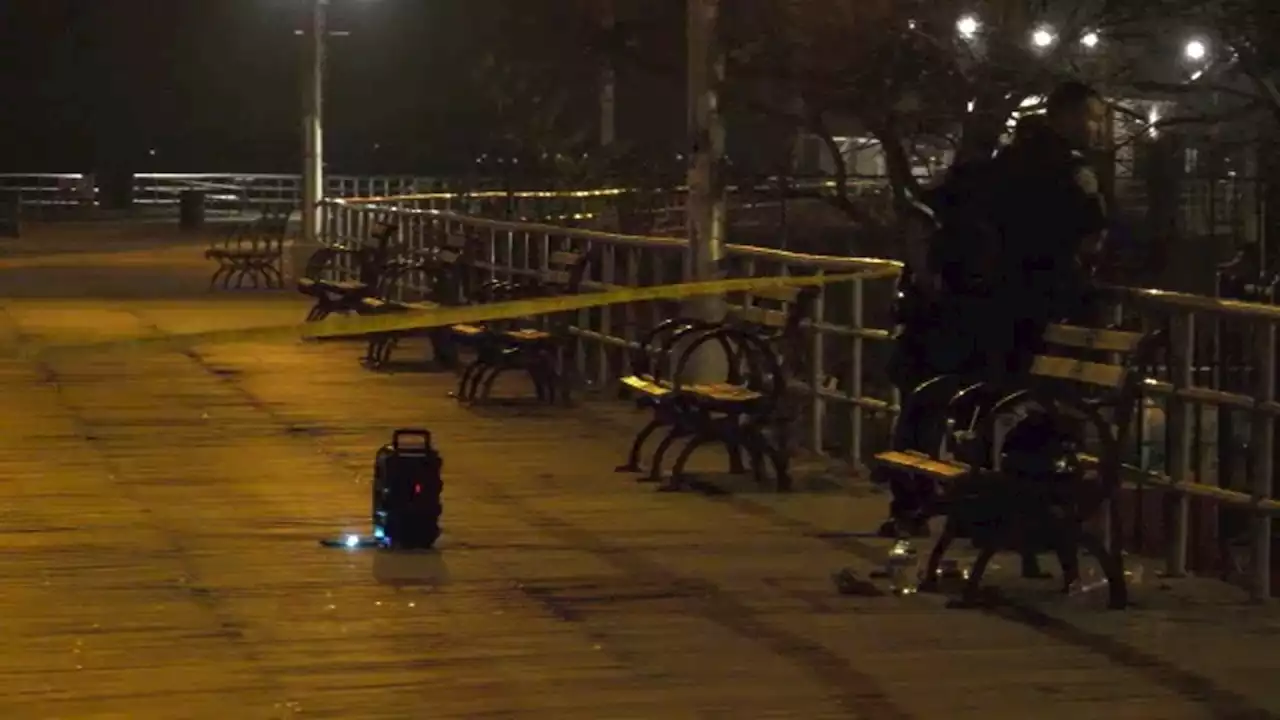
[1250,320,1275,601]
[597,244,617,387]
[1164,311,1193,578]
[849,277,865,465]
[808,272,826,453]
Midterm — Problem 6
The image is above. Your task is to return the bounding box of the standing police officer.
[879,80,1110,538]
[986,80,1109,367]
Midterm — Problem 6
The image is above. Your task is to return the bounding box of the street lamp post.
[599,0,617,148]
[302,0,327,244]
[686,0,726,306]
[683,0,727,382]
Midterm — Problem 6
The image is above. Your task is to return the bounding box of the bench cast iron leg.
[645,425,684,485]
[526,364,549,403]
[725,436,746,475]
[617,418,663,473]
[209,265,229,291]
[264,261,284,289]
[378,335,399,367]
[1079,530,1128,610]
[662,435,709,491]
[740,431,769,486]
[948,544,998,609]
[364,336,385,368]
[459,360,490,402]
[918,520,956,593]
[761,427,792,492]
[479,361,507,401]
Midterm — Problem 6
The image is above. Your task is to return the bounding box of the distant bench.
[205,208,291,289]
[359,234,477,369]
[297,225,597,407]
[296,221,400,322]
[450,249,591,404]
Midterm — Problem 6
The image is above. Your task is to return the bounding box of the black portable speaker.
[372,429,443,549]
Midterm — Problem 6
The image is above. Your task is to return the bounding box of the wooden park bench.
[871,322,1165,610]
[360,233,479,370]
[451,249,592,405]
[205,208,291,289]
[615,285,818,492]
[296,221,398,322]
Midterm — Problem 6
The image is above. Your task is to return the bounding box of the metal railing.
[0,173,96,208]
[0,172,869,228]
[320,196,1277,601]
[0,173,443,213]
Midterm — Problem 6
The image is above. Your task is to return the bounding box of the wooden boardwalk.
[0,226,1277,719]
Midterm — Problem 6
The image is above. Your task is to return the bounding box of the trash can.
[0,190,20,238]
[99,172,134,211]
[179,190,206,231]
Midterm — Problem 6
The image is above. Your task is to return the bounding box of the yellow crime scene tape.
[21,268,899,361]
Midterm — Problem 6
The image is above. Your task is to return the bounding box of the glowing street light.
[1184,39,1207,62]
[1031,26,1056,49]
[1080,31,1099,49]
[957,15,980,39]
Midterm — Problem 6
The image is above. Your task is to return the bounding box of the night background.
[0,4,1275,714]
[0,0,686,175]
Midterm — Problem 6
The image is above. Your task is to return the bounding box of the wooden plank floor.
[0,227,1277,719]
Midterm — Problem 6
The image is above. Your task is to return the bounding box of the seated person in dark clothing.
[879,81,1109,537]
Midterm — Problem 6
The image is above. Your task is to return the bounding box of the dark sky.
[0,0,685,175]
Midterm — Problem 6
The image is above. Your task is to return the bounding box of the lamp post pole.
[600,0,617,148]
[686,0,725,304]
[302,0,327,243]
[684,0,727,382]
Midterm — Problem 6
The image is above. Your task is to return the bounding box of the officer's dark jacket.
[991,125,1107,305]
[891,125,1108,388]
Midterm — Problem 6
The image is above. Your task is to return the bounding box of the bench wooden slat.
[621,374,672,397]
[1029,355,1128,388]
[505,329,551,342]
[1043,324,1145,353]
[549,251,583,267]
[684,384,763,402]
[620,375,762,403]
[539,269,573,285]
[750,284,809,304]
[328,280,366,291]
[873,450,971,479]
[730,305,788,328]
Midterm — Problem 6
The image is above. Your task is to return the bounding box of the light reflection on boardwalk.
[0,223,1276,719]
